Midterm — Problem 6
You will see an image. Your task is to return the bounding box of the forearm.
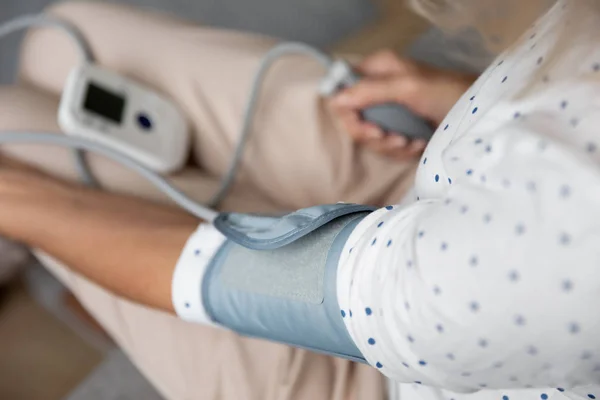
[0,172,199,312]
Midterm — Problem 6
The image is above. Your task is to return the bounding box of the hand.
[330,50,477,160]
[0,154,196,312]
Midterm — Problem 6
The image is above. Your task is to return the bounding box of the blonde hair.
[407,0,557,54]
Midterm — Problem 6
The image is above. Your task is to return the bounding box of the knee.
[17,1,135,93]
[18,1,90,93]
[43,0,91,18]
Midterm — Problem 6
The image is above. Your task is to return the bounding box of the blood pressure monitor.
[58,63,189,173]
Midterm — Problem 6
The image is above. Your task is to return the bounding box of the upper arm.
[338,117,600,391]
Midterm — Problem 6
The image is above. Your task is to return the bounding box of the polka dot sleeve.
[337,118,600,392]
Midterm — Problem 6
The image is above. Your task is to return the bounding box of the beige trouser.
[0,2,418,399]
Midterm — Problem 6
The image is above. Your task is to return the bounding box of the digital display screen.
[83,82,126,124]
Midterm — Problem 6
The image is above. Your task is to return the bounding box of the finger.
[364,133,429,160]
[331,77,420,111]
[390,148,420,161]
[357,50,414,77]
[359,122,385,142]
[407,139,427,155]
[362,134,407,155]
[338,111,384,142]
[385,138,424,160]
[336,109,362,140]
[385,134,409,149]
[370,143,415,160]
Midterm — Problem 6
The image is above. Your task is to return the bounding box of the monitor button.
[136,113,153,131]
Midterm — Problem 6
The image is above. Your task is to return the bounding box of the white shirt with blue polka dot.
[338,1,600,400]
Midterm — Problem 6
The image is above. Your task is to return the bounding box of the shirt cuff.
[171,222,226,326]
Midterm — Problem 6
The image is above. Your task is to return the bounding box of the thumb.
[357,50,414,77]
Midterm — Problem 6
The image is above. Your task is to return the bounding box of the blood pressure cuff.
[203,203,376,363]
